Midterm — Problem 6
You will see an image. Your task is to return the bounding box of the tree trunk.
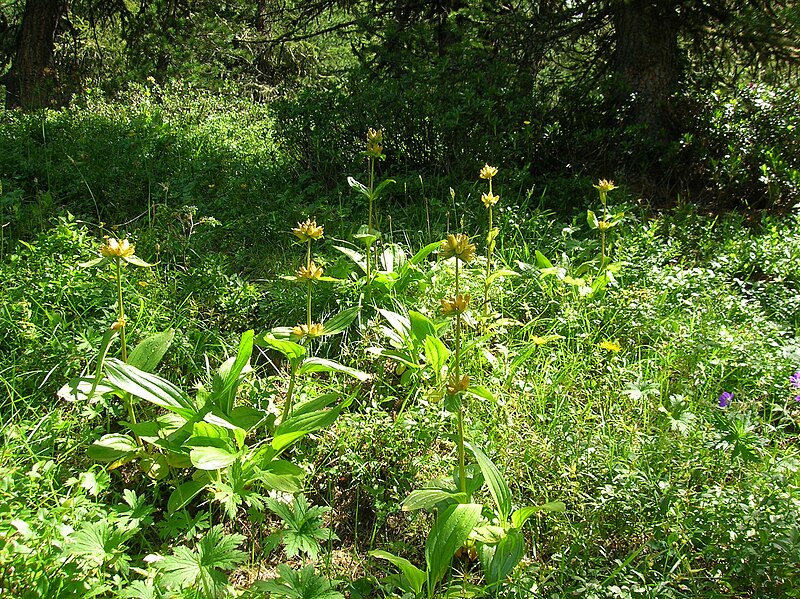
[613,0,680,141]
[4,0,65,109]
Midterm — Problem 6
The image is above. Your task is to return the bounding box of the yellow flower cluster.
[100,238,135,258]
[481,192,500,208]
[366,128,383,158]
[594,179,617,194]
[447,373,470,395]
[479,164,498,180]
[292,219,324,242]
[296,262,324,281]
[441,293,471,316]
[440,233,476,263]
[292,322,325,339]
[599,340,621,352]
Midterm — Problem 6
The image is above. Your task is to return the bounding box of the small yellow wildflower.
[594,179,617,194]
[366,128,383,158]
[599,340,621,352]
[110,316,127,331]
[441,293,471,316]
[447,373,470,395]
[295,262,324,281]
[481,192,500,208]
[440,233,476,263]
[100,238,135,258]
[292,218,324,242]
[138,281,149,287]
[597,220,612,231]
[479,164,499,180]
[291,322,325,339]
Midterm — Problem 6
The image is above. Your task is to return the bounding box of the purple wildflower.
[790,371,800,388]
[718,392,733,408]
[795,395,800,402]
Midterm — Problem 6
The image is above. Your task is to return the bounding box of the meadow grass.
[1,93,799,598]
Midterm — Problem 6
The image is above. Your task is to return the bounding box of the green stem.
[601,229,606,268]
[115,256,140,444]
[306,240,313,327]
[366,156,375,281]
[483,204,493,315]
[115,257,127,363]
[454,260,466,496]
[280,362,298,423]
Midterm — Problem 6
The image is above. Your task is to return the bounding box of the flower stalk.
[441,232,476,497]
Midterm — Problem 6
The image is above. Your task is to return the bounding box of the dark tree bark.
[612,0,680,140]
[4,0,65,109]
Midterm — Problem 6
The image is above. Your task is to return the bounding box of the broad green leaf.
[256,460,305,493]
[486,269,519,287]
[378,308,411,345]
[189,445,240,470]
[409,310,436,346]
[465,385,494,403]
[370,550,425,596]
[423,335,449,376]
[104,358,195,419]
[409,241,442,265]
[366,347,421,369]
[299,356,370,381]
[333,245,367,274]
[380,243,406,273]
[471,524,507,544]
[128,329,175,373]
[122,255,154,267]
[255,333,306,364]
[58,377,115,402]
[402,488,466,511]
[372,177,396,198]
[347,176,370,197]
[167,480,207,513]
[291,392,340,417]
[426,503,482,594]
[510,501,566,529]
[213,330,253,413]
[587,209,599,228]
[479,529,525,589]
[272,395,352,452]
[465,442,511,522]
[534,250,553,269]
[321,306,360,336]
[87,434,139,463]
[353,225,381,246]
[78,256,107,268]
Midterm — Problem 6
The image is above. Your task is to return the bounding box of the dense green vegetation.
[2,1,800,597]
[2,86,800,597]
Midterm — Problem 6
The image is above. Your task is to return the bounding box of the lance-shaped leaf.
[321,306,360,336]
[104,358,196,419]
[465,442,512,523]
[486,269,519,287]
[510,501,566,529]
[298,357,370,381]
[87,434,139,464]
[213,330,253,414]
[370,550,425,596]
[128,329,175,373]
[272,394,353,452]
[402,488,466,512]
[333,245,367,274]
[167,479,208,514]
[479,529,526,590]
[255,333,307,366]
[425,503,482,596]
